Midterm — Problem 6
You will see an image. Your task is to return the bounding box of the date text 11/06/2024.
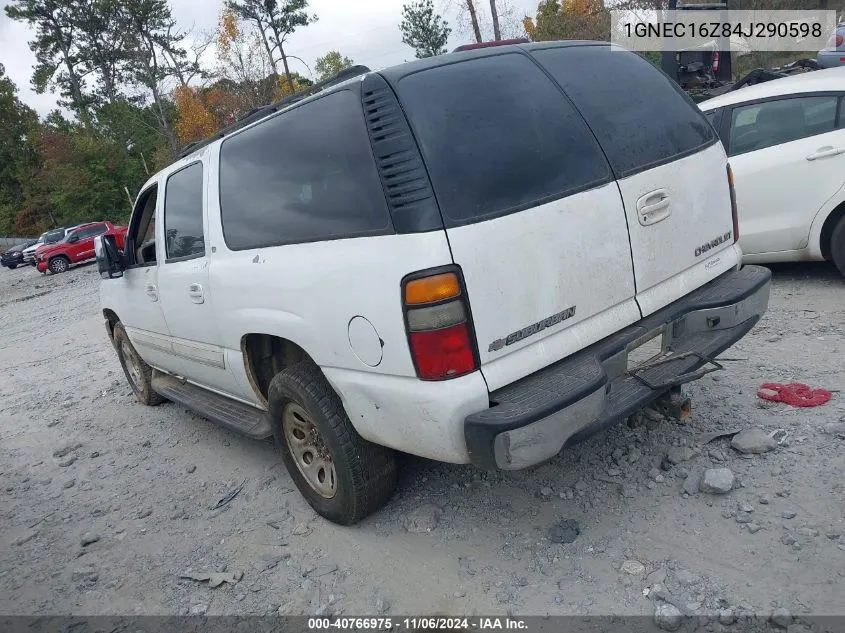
[307,617,529,631]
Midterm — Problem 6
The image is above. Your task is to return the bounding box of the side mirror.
[95,234,125,279]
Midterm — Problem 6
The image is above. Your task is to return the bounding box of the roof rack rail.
[452,38,529,52]
[176,64,371,160]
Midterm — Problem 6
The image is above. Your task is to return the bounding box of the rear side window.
[164,162,205,261]
[533,46,716,177]
[728,96,838,156]
[397,53,611,225]
[219,90,391,250]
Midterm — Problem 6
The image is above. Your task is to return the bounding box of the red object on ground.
[758,382,832,407]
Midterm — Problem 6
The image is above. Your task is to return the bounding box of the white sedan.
[699,67,845,275]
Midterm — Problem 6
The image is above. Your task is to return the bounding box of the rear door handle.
[145,284,159,302]
[188,283,204,304]
[806,146,845,161]
[636,189,671,226]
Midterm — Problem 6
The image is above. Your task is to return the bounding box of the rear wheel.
[48,256,70,274]
[831,216,845,277]
[8,264,17,270]
[113,323,165,406]
[268,362,396,525]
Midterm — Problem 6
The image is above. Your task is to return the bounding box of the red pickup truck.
[36,221,128,274]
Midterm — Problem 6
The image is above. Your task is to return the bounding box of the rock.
[654,475,665,484]
[186,464,197,474]
[628,447,642,463]
[258,555,285,572]
[620,560,646,576]
[136,508,153,519]
[495,590,513,604]
[759,494,770,505]
[292,523,312,536]
[540,486,553,497]
[58,456,77,467]
[574,479,588,492]
[782,511,797,519]
[770,608,792,628]
[53,443,82,458]
[719,609,735,625]
[548,519,580,544]
[660,458,673,472]
[747,523,762,534]
[682,471,702,496]
[654,602,684,631]
[674,570,699,587]
[13,531,38,546]
[735,513,753,524]
[374,595,390,614]
[643,408,664,422]
[738,501,754,513]
[453,590,466,598]
[80,533,100,547]
[63,479,76,489]
[731,428,777,454]
[403,504,442,533]
[826,530,842,540]
[189,604,208,615]
[781,535,796,546]
[71,567,99,583]
[648,468,662,480]
[667,447,697,465]
[797,527,819,537]
[611,448,625,466]
[821,422,845,436]
[699,468,734,494]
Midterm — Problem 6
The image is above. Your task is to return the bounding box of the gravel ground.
[0,260,843,626]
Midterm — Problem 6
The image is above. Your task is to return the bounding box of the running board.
[151,374,273,440]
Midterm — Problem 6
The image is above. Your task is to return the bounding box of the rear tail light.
[712,51,720,73]
[830,33,843,48]
[402,268,478,380]
[727,164,739,243]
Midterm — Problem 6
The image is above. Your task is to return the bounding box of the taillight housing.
[727,163,739,243]
[402,267,479,380]
[830,32,843,48]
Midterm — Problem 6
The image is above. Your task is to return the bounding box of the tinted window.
[729,96,838,156]
[533,46,716,177]
[398,53,611,225]
[164,163,205,260]
[128,186,158,266]
[220,90,390,250]
[77,224,108,239]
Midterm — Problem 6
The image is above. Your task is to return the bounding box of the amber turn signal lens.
[405,272,461,305]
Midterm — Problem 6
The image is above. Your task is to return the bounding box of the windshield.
[44,230,65,244]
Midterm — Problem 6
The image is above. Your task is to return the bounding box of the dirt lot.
[1,260,843,625]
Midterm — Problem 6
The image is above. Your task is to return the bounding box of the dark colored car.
[1,240,38,269]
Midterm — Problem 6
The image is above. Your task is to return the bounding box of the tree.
[400,0,452,59]
[314,50,354,81]
[465,0,483,42]
[0,64,40,234]
[523,0,610,42]
[489,0,502,40]
[4,0,93,119]
[225,0,316,92]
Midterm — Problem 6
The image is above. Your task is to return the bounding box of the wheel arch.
[103,309,120,341]
[241,333,317,408]
[818,199,845,261]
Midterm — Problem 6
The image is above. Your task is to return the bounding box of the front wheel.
[113,323,165,406]
[48,256,70,274]
[8,264,17,270]
[268,362,396,525]
[831,215,845,277]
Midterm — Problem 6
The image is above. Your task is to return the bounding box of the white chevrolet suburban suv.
[96,42,771,525]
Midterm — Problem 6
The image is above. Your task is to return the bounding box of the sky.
[0,0,540,116]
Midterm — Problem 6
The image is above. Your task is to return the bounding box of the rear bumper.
[464,265,771,470]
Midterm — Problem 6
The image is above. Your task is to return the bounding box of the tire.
[113,323,165,406]
[8,264,17,270]
[268,362,396,525]
[831,215,845,277]
[48,256,70,274]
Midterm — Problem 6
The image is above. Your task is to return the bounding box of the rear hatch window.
[531,45,717,177]
[395,53,612,226]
